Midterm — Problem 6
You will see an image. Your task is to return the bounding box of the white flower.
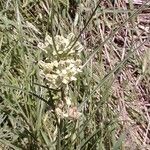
[55,107,68,118]
[67,106,82,119]
[62,78,69,84]
[67,33,75,40]
[70,76,77,81]
[38,33,83,88]
[39,70,45,78]
[38,60,46,68]
[61,69,67,75]
[65,97,72,106]
[52,50,57,56]
[53,60,59,67]
[55,106,82,120]
[58,50,63,54]
[38,42,49,53]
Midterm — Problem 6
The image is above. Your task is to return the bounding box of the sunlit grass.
[0,0,149,149]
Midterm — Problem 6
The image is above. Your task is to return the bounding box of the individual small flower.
[70,76,77,81]
[38,42,49,53]
[55,105,82,120]
[61,69,67,75]
[38,60,54,74]
[55,107,68,118]
[62,78,69,84]
[65,97,72,107]
[67,106,82,119]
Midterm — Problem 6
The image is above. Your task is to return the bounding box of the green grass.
[0,0,150,149]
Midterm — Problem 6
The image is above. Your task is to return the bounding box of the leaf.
[113,132,126,150]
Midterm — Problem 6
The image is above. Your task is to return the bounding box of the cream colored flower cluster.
[38,33,83,88]
[55,106,81,119]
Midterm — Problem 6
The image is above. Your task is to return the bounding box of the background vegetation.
[0,0,149,149]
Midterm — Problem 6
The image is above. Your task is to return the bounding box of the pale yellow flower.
[55,107,68,118]
[53,60,59,67]
[62,78,69,84]
[65,97,72,106]
[38,33,83,88]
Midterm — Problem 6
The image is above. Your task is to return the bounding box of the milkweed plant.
[38,33,83,119]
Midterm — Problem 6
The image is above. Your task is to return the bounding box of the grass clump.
[0,0,150,149]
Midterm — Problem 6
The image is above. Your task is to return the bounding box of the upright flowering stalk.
[38,33,83,119]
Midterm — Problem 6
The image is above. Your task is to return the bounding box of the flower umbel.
[38,33,83,119]
[38,33,83,88]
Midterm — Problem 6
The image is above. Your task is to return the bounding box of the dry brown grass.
[80,0,150,148]
[0,0,149,149]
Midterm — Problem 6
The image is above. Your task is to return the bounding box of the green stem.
[51,0,59,58]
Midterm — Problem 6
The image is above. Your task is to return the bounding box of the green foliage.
[0,0,149,149]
